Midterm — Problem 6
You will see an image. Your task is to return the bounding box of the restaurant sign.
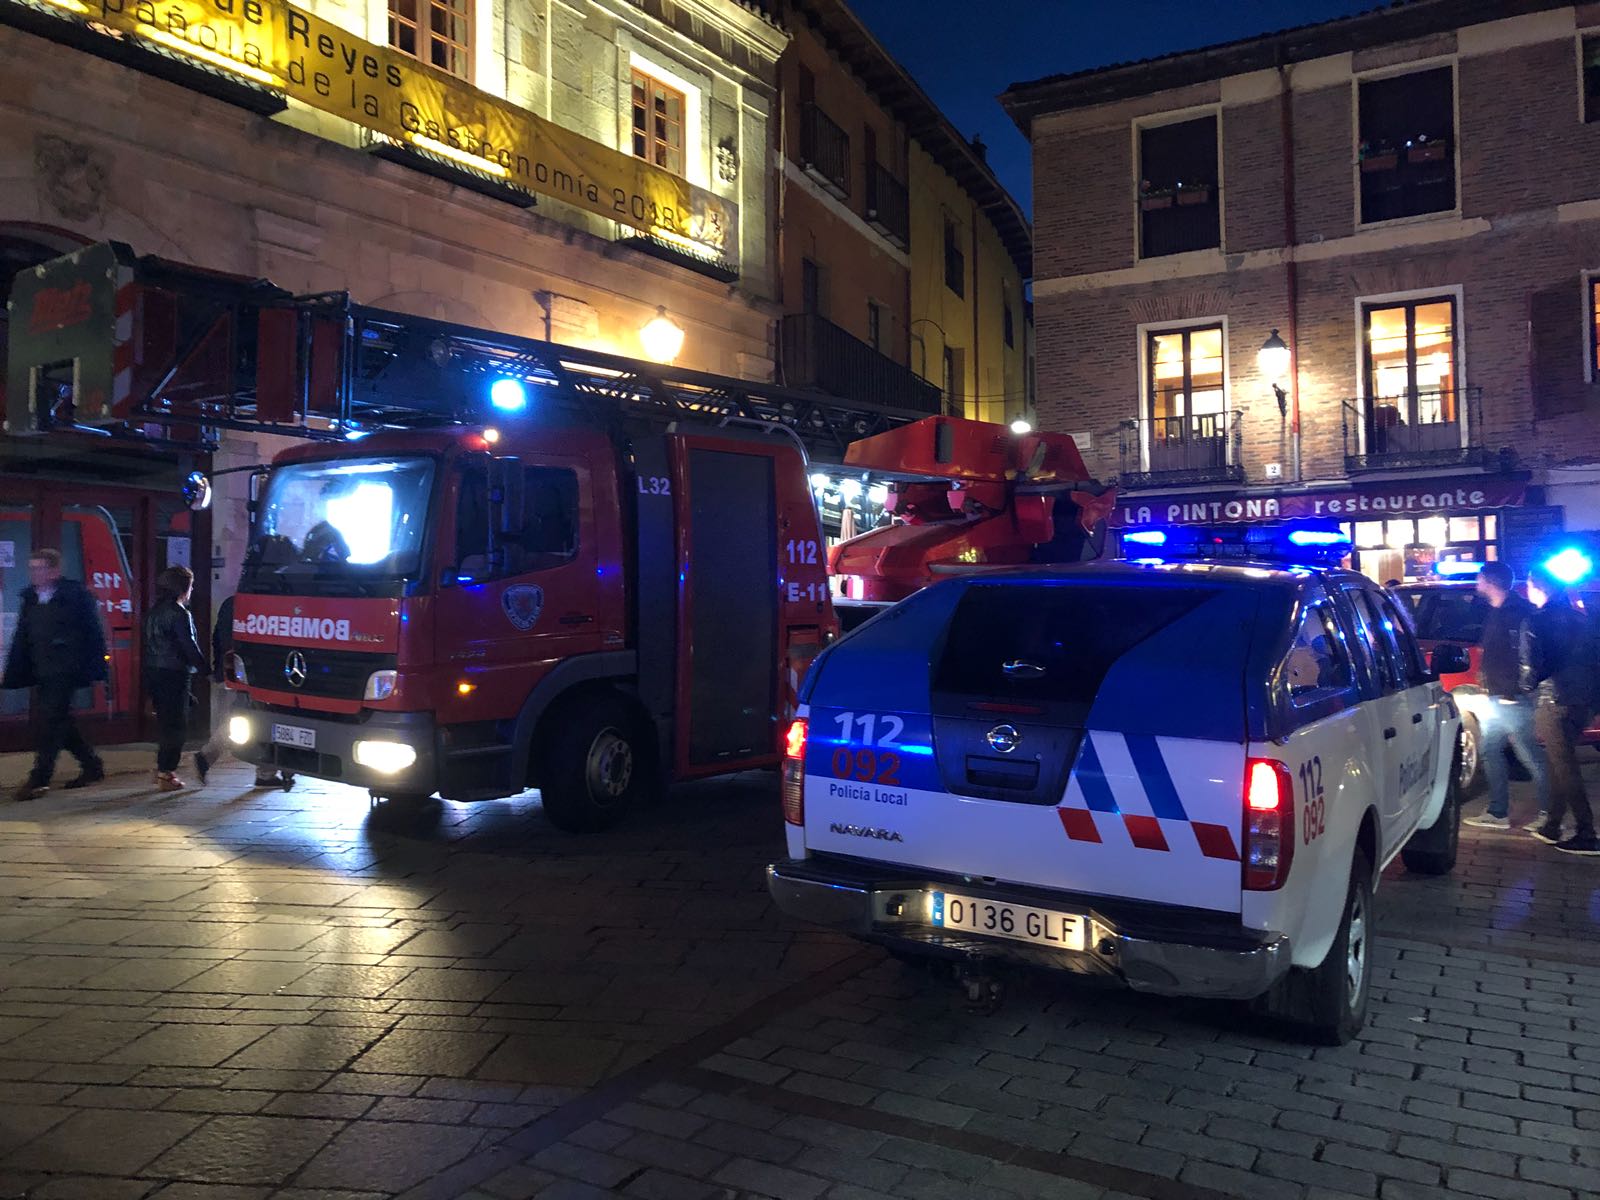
[11,0,736,259]
[1114,476,1528,528]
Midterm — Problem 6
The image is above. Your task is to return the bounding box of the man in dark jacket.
[1466,561,1548,829]
[1524,566,1598,855]
[1,549,108,801]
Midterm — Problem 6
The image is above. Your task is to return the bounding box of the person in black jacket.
[1466,561,1548,829]
[2,549,109,802]
[1524,566,1599,855]
[143,565,208,792]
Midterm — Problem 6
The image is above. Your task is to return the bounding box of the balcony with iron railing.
[780,312,943,416]
[1342,388,1488,472]
[799,103,850,200]
[865,162,909,248]
[1118,410,1244,488]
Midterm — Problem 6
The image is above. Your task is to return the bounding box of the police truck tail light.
[1243,758,1294,891]
[782,719,807,826]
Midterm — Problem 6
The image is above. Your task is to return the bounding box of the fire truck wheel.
[539,696,650,833]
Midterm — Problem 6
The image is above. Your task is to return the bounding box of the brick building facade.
[1005,0,1600,582]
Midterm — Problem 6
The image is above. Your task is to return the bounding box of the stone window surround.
[1131,103,1225,262]
[1350,284,1469,456]
[621,44,711,190]
[1133,314,1233,472]
[1350,56,1462,233]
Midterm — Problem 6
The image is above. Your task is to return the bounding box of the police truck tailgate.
[800,575,1266,915]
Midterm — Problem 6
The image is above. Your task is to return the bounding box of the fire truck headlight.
[226,653,248,685]
[227,715,252,746]
[353,740,417,774]
[364,670,398,701]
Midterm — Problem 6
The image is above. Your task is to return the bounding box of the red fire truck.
[11,242,1121,830]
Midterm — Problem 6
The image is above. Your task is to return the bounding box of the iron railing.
[1342,388,1486,471]
[866,162,909,247]
[780,312,942,416]
[1118,410,1244,487]
[1138,189,1221,258]
[799,103,850,199]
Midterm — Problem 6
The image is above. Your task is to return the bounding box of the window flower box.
[1406,141,1446,164]
[1360,151,1398,172]
[1140,191,1174,211]
[1175,184,1212,207]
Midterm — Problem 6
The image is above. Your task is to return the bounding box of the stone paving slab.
[0,751,1593,1199]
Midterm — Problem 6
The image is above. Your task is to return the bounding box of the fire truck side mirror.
[247,470,269,513]
[182,472,213,512]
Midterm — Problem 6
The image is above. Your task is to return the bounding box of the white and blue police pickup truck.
[770,532,1467,1043]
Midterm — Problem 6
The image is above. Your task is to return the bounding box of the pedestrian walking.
[1524,565,1599,856]
[1,549,109,801]
[1465,561,1548,830]
[193,592,292,789]
[142,565,208,792]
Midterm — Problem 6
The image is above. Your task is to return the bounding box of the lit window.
[1145,324,1226,471]
[1363,296,1458,454]
[388,0,471,80]
[1591,276,1600,378]
[632,68,686,178]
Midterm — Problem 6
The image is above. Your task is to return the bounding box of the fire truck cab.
[227,417,831,830]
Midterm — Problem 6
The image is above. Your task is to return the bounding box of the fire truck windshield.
[241,457,435,594]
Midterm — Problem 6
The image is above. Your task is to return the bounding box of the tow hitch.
[958,966,1004,1014]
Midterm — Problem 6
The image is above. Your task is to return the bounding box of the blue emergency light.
[1122,529,1168,546]
[1119,522,1351,567]
[490,378,529,412]
[1542,547,1594,586]
[1434,560,1485,578]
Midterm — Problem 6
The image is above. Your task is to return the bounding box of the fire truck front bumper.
[232,703,441,796]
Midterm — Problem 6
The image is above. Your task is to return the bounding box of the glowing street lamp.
[639,307,685,364]
[1259,329,1290,415]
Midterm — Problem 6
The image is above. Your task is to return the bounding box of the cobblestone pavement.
[0,752,1594,1200]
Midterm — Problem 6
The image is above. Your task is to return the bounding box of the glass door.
[1363,298,1459,456]
[0,481,198,753]
[1146,324,1226,473]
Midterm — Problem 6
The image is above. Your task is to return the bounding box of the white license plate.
[271,724,315,750]
[931,892,1085,952]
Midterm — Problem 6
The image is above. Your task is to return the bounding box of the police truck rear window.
[934,583,1222,706]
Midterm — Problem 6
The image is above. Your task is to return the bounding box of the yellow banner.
[28,0,737,257]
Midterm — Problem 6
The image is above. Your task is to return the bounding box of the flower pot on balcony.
[1140,193,1174,211]
[1175,185,1211,206]
[1360,151,1398,172]
[1406,142,1446,164]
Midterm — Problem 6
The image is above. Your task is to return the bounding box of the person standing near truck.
[2,549,108,801]
[1524,564,1599,856]
[1466,562,1548,830]
[143,566,208,792]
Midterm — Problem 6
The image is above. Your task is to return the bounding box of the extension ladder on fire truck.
[5,241,935,462]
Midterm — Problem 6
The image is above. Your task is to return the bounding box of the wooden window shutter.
[1529,280,1586,418]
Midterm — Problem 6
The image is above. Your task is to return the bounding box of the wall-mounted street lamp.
[639,307,685,364]
[1258,329,1291,416]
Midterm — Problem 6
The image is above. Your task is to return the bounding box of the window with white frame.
[1361,295,1460,455]
[631,68,686,178]
[388,0,471,80]
[1144,323,1227,471]
[1357,66,1455,224]
[1137,114,1220,258]
[1589,274,1600,381]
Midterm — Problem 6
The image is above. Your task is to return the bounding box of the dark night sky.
[850,0,1383,219]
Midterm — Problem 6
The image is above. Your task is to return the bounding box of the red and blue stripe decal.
[1059,733,1239,861]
